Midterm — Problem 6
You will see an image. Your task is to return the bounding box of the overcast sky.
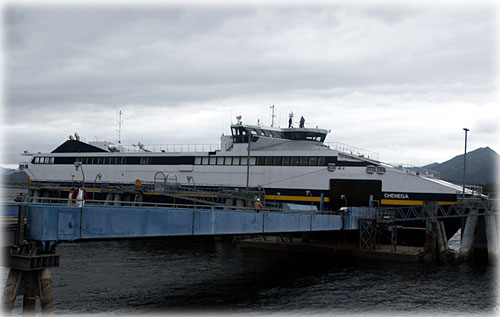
[1,2,498,168]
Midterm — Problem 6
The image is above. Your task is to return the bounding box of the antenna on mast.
[270,104,276,127]
[117,110,123,144]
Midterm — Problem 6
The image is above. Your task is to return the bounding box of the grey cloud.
[2,3,498,165]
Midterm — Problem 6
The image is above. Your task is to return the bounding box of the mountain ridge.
[422,147,498,186]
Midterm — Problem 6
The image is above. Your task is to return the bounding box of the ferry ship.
[19,116,469,211]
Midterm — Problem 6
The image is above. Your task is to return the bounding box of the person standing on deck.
[299,116,305,128]
[67,188,75,206]
[73,184,87,207]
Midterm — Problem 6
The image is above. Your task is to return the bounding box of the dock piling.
[458,208,478,260]
[484,213,498,262]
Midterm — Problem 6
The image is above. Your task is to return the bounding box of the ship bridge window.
[300,157,309,166]
[216,157,224,165]
[224,157,232,165]
[233,157,240,165]
[209,157,216,165]
[282,131,326,142]
[202,157,209,165]
[282,157,291,166]
[194,157,202,165]
[291,157,300,166]
[273,156,282,166]
[263,130,273,137]
[271,131,281,138]
[240,156,248,165]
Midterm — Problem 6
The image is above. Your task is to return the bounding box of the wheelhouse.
[231,124,328,143]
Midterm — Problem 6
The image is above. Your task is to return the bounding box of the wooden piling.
[1,268,55,314]
[2,269,22,313]
[40,268,54,314]
[439,221,449,253]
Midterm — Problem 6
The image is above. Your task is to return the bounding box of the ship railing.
[118,143,221,153]
[455,185,484,198]
[380,163,441,179]
[325,142,380,161]
[18,196,324,214]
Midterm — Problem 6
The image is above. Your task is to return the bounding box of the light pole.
[462,128,469,201]
[246,133,252,193]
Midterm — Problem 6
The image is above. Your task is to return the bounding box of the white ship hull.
[20,123,467,209]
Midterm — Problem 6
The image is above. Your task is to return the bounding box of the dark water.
[2,237,497,315]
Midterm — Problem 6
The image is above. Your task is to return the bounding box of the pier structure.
[1,199,345,314]
[1,194,498,314]
[361,198,498,263]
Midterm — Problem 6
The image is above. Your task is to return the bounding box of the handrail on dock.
[12,196,324,214]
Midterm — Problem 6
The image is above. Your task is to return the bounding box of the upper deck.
[231,124,329,143]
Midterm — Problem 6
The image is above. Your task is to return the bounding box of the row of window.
[32,156,338,167]
[194,156,333,166]
[33,156,194,165]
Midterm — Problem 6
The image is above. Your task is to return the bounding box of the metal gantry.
[376,199,497,223]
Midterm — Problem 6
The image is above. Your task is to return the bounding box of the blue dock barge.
[26,204,347,241]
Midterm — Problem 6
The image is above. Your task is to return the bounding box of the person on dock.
[253,198,263,211]
[67,188,75,206]
[299,116,305,128]
[73,185,87,207]
[288,116,293,128]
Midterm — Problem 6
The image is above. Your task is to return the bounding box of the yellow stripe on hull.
[265,195,330,203]
[381,199,457,206]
